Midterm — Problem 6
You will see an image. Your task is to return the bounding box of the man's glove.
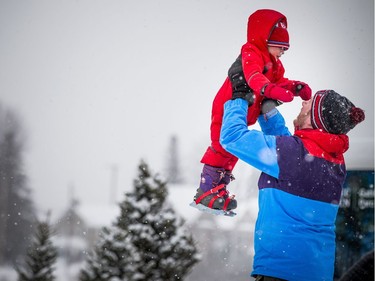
[263,83,294,102]
[261,99,282,114]
[278,81,312,100]
[228,55,254,105]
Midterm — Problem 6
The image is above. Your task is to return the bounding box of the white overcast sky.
[0,0,373,216]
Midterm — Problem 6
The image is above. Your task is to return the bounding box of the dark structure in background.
[335,170,374,280]
[0,105,36,266]
[165,135,184,184]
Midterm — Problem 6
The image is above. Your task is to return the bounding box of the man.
[220,87,365,280]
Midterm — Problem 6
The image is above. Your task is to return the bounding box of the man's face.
[293,99,313,130]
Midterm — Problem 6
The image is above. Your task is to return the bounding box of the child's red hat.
[268,22,289,49]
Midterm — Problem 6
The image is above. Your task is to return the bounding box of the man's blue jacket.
[220,99,349,281]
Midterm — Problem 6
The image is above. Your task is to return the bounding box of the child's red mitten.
[278,81,312,100]
[295,82,312,100]
[263,83,294,102]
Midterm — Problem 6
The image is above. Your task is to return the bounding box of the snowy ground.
[0,267,16,281]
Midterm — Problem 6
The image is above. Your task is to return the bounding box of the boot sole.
[189,201,237,217]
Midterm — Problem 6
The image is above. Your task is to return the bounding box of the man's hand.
[261,99,282,114]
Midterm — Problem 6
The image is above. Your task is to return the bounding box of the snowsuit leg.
[200,78,238,171]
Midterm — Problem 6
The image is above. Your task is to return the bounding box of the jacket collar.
[294,129,349,164]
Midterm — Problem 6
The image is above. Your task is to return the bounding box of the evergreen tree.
[80,160,200,281]
[0,104,36,265]
[16,218,58,281]
[79,226,138,280]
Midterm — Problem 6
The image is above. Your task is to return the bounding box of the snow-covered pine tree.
[117,160,200,280]
[79,226,136,280]
[80,160,200,281]
[16,218,58,281]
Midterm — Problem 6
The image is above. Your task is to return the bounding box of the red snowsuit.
[200,9,292,171]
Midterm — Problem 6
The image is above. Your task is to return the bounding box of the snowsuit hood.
[247,9,288,51]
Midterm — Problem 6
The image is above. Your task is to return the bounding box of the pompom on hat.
[311,90,365,135]
[268,21,290,49]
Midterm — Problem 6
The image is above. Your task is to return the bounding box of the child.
[193,9,312,212]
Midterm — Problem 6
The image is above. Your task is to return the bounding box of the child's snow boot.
[193,184,237,211]
[193,164,237,211]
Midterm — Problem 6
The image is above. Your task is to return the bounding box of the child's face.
[268,46,287,60]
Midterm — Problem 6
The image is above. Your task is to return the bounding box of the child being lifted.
[193,9,312,213]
